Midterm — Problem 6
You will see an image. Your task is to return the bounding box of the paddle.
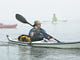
[15,14,61,43]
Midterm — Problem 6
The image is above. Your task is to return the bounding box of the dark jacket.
[29,28,49,41]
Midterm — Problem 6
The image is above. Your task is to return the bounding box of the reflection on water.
[18,46,31,60]
[30,47,48,60]
[0,45,80,60]
[18,46,48,60]
[17,46,80,60]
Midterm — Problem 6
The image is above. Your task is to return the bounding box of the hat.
[34,20,41,26]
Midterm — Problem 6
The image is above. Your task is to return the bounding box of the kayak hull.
[7,35,80,48]
[32,42,80,48]
[0,24,17,28]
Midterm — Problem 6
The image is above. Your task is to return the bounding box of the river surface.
[0,21,80,60]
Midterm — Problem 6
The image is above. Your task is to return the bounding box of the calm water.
[0,21,80,60]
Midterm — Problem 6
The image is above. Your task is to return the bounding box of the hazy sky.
[0,0,80,23]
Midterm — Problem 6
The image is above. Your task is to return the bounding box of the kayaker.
[29,20,57,42]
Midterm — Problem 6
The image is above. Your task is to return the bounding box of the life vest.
[18,35,31,42]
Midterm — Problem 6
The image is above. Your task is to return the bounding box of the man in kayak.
[29,20,59,42]
[15,14,60,42]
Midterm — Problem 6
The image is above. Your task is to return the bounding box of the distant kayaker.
[29,20,58,42]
